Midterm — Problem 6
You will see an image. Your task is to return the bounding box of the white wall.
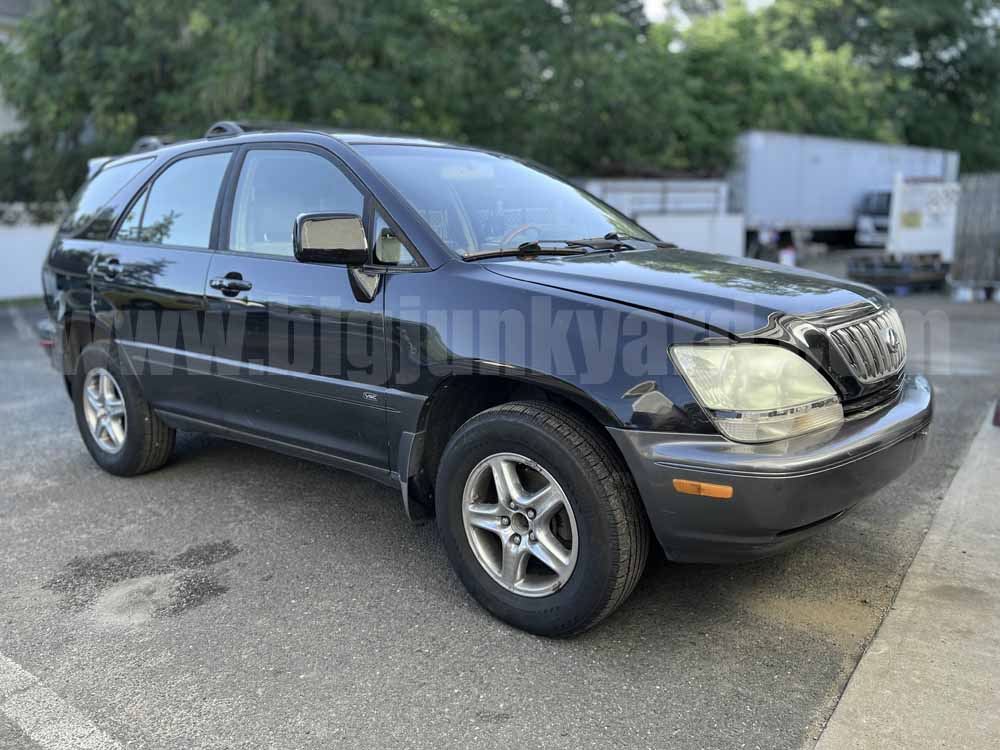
[584,178,728,217]
[0,223,56,299]
[637,213,745,257]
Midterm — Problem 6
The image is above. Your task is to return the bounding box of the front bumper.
[609,374,933,563]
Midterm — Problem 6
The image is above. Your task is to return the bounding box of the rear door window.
[61,157,154,237]
[115,151,231,248]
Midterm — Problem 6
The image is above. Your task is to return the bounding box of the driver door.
[204,144,388,471]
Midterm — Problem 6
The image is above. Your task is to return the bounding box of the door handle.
[209,276,253,296]
[93,257,121,278]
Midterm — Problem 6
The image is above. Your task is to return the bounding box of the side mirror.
[293,213,368,265]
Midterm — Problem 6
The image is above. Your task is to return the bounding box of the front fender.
[384,262,715,435]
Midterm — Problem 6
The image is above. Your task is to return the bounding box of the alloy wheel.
[82,367,127,454]
[461,452,578,597]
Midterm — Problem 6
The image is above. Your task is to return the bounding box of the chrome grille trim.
[828,308,907,384]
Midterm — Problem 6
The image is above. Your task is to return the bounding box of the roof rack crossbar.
[129,135,175,153]
[204,121,245,139]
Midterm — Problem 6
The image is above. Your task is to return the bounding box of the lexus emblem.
[881,327,900,353]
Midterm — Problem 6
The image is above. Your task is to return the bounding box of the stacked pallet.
[847,253,947,295]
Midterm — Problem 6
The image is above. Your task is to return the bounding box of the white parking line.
[0,653,123,750]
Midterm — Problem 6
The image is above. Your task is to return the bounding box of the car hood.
[482,247,884,335]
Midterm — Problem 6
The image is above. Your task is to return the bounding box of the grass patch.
[0,296,44,307]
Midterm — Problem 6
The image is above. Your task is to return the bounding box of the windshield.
[861,191,892,216]
[355,145,657,255]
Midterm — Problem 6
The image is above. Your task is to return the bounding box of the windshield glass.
[861,192,892,216]
[355,145,657,255]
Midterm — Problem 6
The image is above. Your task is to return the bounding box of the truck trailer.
[728,131,960,246]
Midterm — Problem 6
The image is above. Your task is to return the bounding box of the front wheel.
[436,401,649,637]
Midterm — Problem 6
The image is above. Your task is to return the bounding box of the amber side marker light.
[672,478,734,500]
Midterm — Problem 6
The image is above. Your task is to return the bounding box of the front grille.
[843,371,905,418]
[828,308,907,384]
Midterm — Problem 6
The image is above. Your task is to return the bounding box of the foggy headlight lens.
[671,344,844,443]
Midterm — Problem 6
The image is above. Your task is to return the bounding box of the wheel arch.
[399,372,627,520]
[58,306,118,397]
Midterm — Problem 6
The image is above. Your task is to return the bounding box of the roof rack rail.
[204,121,245,139]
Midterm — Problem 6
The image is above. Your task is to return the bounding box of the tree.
[0,0,676,196]
[673,5,899,172]
[761,0,1000,171]
[1,0,989,202]
[0,0,205,199]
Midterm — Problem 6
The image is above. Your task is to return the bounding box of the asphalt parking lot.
[1,296,998,750]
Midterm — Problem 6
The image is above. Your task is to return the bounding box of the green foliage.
[760,0,1000,171]
[0,0,994,201]
[678,5,900,170]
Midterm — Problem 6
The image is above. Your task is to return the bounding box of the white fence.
[583,177,745,256]
[0,223,56,299]
[582,178,728,217]
[637,214,746,257]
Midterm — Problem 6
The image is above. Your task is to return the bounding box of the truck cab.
[855,190,892,247]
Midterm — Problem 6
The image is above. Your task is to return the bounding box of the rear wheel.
[436,401,649,637]
[73,343,175,476]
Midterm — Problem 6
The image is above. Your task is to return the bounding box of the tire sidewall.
[73,343,150,475]
[436,412,619,634]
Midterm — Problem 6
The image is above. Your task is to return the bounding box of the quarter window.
[116,188,146,242]
[229,150,365,257]
[116,152,231,248]
[61,157,153,237]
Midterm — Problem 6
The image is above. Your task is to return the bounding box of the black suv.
[41,122,932,636]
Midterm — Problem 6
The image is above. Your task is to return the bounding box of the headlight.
[857,215,875,232]
[671,344,844,443]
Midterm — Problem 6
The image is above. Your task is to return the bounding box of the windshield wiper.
[462,234,677,261]
[602,231,678,249]
[462,242,590,261]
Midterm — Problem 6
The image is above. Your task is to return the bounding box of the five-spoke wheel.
[437,401,650,637]
[82,367,128,454]
[73,343,175,476]
[462,453,578,597]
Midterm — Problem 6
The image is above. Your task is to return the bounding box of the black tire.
[72,342,175,477]
[435,401,649,637]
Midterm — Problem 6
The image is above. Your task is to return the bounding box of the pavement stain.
[924,583,994,606]
[747,594,880,650]
[43,540,239,624]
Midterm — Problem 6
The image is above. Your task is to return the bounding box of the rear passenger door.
[95,147,234,422]
[204,144,389,471]
[47,155,156,370]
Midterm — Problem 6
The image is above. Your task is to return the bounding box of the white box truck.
[729,131,960,246]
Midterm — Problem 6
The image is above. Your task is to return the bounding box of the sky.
[643,0,774,23]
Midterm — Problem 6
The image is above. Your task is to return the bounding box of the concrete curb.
[814,409,1000,749]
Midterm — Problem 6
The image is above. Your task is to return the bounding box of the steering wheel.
[501,224,546,247]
